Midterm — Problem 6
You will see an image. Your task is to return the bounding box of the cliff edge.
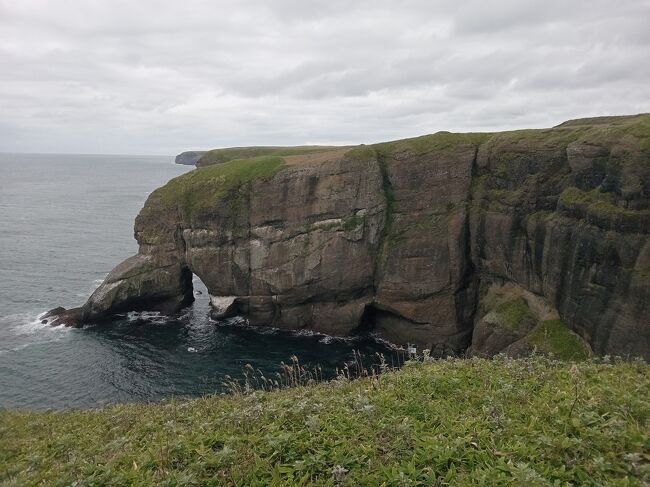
[49,114,650,359]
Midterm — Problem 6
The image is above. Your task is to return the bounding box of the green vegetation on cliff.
[2,358,648,486]
[157,156,285,216]
[495,297,533,330]
[559,187,649,217]
[527,320,592,361]
[374,131,490,156]
[344,144,376,161]
[557,113,650,150]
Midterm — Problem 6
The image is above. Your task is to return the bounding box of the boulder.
[41,307,82,327]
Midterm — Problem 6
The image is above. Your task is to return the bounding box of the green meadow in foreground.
[1,357,648,486]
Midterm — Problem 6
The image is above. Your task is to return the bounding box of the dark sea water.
[0,153,397,409]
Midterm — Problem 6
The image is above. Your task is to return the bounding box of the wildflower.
[624,452,642,466]
[305,414,321,433]
[331,464,348,484]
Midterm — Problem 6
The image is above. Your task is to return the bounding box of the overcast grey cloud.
[0,0,648,154]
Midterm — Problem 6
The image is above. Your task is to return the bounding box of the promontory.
[46,114,650,360]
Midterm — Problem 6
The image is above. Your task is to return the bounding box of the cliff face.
[51,114,650,359]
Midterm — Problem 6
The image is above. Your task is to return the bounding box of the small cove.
[0,153,397,409]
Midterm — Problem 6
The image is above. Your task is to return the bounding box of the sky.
[0,0,649,155]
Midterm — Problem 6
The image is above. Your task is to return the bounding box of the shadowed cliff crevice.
[456,145,481,351]
[370,147,392,292]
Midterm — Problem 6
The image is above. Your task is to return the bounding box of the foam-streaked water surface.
[0,153,397,409]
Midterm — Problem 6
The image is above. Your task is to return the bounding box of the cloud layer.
[1,0,649,154]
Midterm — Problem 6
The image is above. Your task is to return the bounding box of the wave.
[0,310,72,356]
[1,311,71,336]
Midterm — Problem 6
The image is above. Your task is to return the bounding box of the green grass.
[344,144,376,161]
[527,320,591,361]
[557,113,650,151]
[198,146,343,167]
[495,297,533,330]
[489,126,589,148]
[1,357,648,486]
[374,131,490,157]
[156,156,285,217]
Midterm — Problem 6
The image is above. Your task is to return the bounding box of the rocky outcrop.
[52,114,650,359]
[468,282,592,359]
[175,151,206,166]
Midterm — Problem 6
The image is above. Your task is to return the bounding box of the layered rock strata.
[49,114,650,359]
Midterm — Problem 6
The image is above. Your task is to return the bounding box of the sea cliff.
[48,114,650,359]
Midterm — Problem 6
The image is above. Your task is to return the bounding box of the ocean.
[0,153,396,409]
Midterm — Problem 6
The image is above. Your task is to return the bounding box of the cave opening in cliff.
[356,303,378,335]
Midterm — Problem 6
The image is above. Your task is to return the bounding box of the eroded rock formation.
[49,114,650,359]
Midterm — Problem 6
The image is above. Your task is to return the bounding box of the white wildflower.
[332,464,348,484]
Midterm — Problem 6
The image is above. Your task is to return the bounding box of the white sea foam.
[2,311,71,336]
[0,311,71,357]
[125,310,168,325]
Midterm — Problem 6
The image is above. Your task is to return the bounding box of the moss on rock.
[494,297,534,330]
[559,187,642,216]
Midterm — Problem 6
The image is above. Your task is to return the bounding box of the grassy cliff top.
[555,113,650,128]
[155,113,650,220]
[2,357,648,486]
[194,113,649,168]
[156,155,286,216]
[197,146,347,167]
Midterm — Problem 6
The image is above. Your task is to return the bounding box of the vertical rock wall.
[52,115,650,359]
